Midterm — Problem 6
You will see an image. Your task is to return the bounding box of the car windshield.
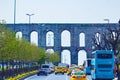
[40,68,46,70]
[73,70,85,75]
[69,67,74,70]
[42,65,49,68]
[74,72,84,75]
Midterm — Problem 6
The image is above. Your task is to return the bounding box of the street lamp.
[104,19,110,27]
[26,14,34,24]
[104,19,109,23]
[14,0,16,24]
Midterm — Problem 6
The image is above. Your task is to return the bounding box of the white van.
[41,64,52,74]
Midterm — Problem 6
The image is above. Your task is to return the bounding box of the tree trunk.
[1,61,5,80]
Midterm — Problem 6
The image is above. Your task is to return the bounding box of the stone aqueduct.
[6,23,118,65]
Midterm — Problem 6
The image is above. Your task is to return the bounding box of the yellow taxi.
[70,70,86,80]
[67,67,74,75]
[54,66,64,75]
[78,65,84,70]
[62,67,68,73]
[58,63,69,73]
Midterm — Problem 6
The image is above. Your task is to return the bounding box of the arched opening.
[112,31,117,40]
[78,50,87,66]
[46,48,54,54]
[16,31,22,40]
[30,31,38,46]
[79,33,85,47]
[61,50,71,65]
[46,31,54,47]
[61,30,71,47]
[95,32,101,45]
[45,49,54,64]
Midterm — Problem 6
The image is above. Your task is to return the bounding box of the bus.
[91,50,114,80]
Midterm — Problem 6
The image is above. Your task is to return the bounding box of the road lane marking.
[45,74,54,80]
[66,74,68,80]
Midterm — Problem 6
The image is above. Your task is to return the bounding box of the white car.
[41,64,52,74]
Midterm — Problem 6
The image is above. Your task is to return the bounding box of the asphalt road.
[24,73,92,80]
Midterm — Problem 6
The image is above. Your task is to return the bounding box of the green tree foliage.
[0,22,60,68]
[0,21,61,78]
[45,52,60,63]
[0,23,46,64]
[37,48,46,64]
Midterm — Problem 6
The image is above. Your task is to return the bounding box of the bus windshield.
[97,54,112,59]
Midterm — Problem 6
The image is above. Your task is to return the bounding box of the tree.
[92,20,120,58]
[38,48,46,64]
[45,52,60,63]
[0,22,17,79]
[0,22,46,78]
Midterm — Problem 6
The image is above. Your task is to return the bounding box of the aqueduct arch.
[7,23,118,65]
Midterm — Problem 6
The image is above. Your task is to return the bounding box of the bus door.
[91,59,96,79]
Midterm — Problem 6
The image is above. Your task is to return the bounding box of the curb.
[19,73,36,80]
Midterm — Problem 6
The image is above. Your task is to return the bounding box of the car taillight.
[83,75,86,78]
[72,76,76,78]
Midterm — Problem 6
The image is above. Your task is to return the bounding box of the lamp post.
[104,19,110,27]
[13,0,16,31]
[14,0,16,24]
[26,14,34,24]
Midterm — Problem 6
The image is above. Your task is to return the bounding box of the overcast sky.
[0,0,120,23]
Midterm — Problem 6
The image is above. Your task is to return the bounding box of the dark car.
[37,69,48,76]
